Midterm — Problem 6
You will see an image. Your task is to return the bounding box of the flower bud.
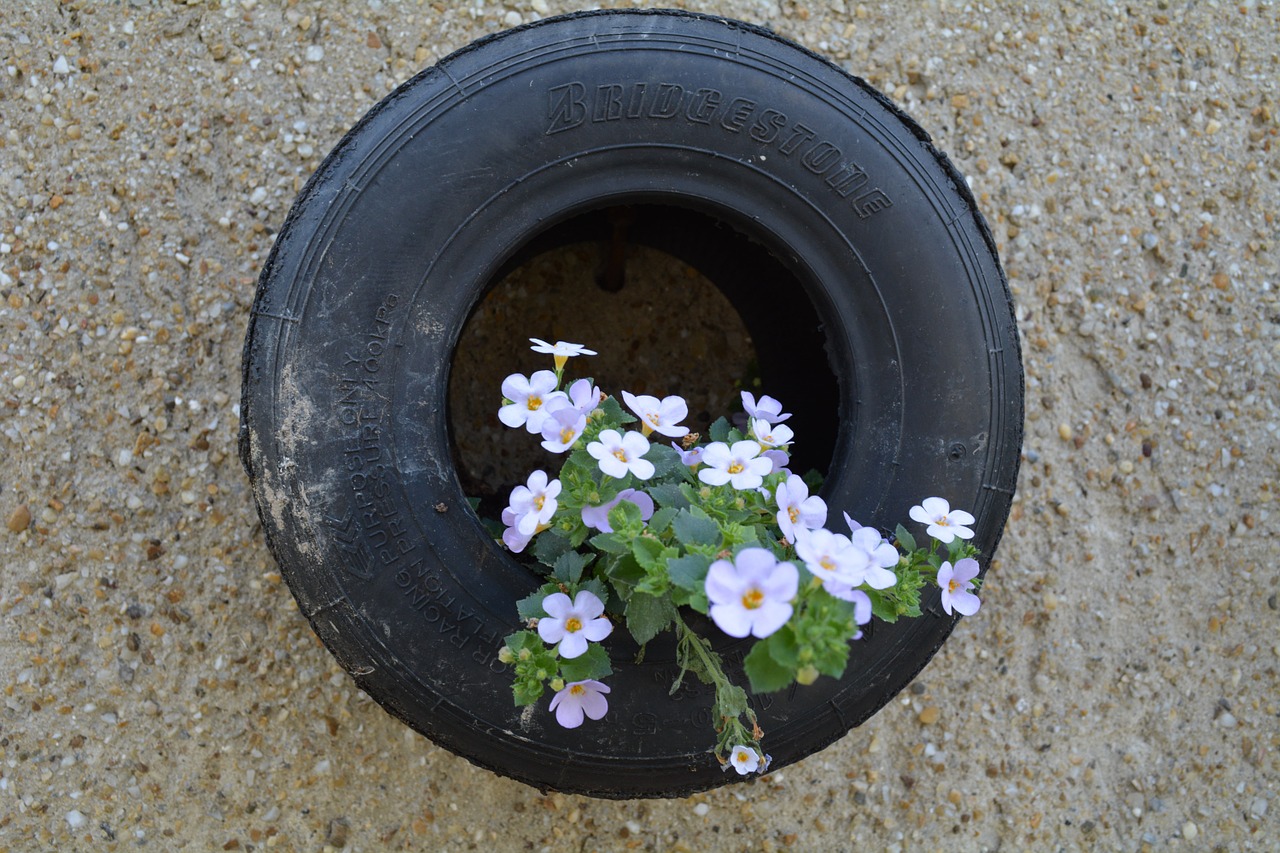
[796,665,820,686]
[535,669,548,680]
[497,646,515,664]
[517,647,532,661]
[549,677,565,692]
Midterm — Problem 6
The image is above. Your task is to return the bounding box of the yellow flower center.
[560,426,576,444]
[788,507,800,524]
[948,578,961,594]
[741,587,764,610]
[819,557,835,573]
[565,617,583,633]
[647,412,661,427]
[736,750,751,763]
[728,462,744,475]
[569,683,586,696]
[534,495,545,511]
[937,515,950,526]
[613,449,628,463]
[527,395,542,411]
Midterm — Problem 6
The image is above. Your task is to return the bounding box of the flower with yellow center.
[621,391,690,439]
[586,429,655,481]
[698,440,772,491]
[537,590,613,659]
[529,338,597,373]
[705,547,798,639]
[548,679,610,729]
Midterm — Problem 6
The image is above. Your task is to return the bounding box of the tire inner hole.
[448,203,838,520]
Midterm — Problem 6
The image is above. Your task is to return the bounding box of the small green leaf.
[894,524,917,553]
[625,592,672,646]
[667,553,712,592]
[597,395,636,427]
[603,554,645,595]
[608,499,644,535]
[516,584,561,621]
[589,532,632,555]
[672,509,721,548]
[708,416,732,443]
[532,531,573,568]
[762,625,800,668]
[552,551,591,585]
[744,641,794,693]
[647,505,677,535]
[513,679,544,706]
[559,643,613,682]
[648,483,691,510]
[644,443,684,479]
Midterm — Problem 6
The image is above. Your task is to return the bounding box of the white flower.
[705,548,798,639]
[529,338,596,371]
[847,527,899,590]
[793,527,860,588]
[621,390,689,438]
[741,391,791,424]
[750,418,794,449]
[672,441,703,467]
[539,406,587,454]
[774,475,827,542]
[500,507,533,553]
[849,589,872,640]
[909,497,976,544]
[553,378,601,417]
[537,590,612,659]
[499,370,566,434]
[587,429,655,480]
[762,448,790,475]
[507,470,561,536]
[548,679,610,728]
[727,744,762,775]
[698,440,771,491]
[937,558,981,616]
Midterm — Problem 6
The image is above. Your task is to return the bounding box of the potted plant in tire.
[239,10,1023,798]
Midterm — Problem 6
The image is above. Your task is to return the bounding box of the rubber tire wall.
[240,9,1023,799]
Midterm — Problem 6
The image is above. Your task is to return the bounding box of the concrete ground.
[1,1,1276,849]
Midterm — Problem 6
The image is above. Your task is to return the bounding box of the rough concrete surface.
[1,1,1277,850]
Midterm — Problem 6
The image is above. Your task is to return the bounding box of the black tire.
[240,9,1022,799]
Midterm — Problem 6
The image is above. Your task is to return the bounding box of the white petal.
[541,592,572,618]
[557,632,588,659]
[709,603,752,638]
[574,590,605,619]
[749,600,792,638]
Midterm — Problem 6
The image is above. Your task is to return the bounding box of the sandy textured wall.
[1,1,1276,849]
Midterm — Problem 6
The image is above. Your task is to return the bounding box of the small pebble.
[6,504,31,533]
[693,802,709,817]
[503,10,523,27]
[917,706,939,725]
[1182,821,1199,841]
[1058,423,1073,441]
[53,55,70,75]
[66,809,88,829]
[305,44,325,62]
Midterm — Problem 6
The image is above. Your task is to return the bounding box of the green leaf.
[708,416,732,443]
[648,483,690,510]
[513,679,545,706]
[625,593,672,645]
[762,625,800,668]
[558,643,613,682]
[578,576,609,606]
[894,524,917,553]
[630,536,669,573]
[667,553,712,592]
[597,395,636,427]
[644,443,684,479]
[608,499,644,535]
[647,505,677,536]
[532,531,573,568]
[744,641,794,693]
[672,508,721,548]
[589,532,631,555]
[516,584,561,622]
[603,554,645,594]
[552,551,591,585]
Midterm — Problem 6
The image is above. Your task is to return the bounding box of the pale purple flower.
[581,488,655,533]
[909,497,976,544]
[793,527,861,588]
[705,548,798,639]
[750,418,794,449]
[621,391,690,438]
[850,589,872,640]
[540,406,587,454]
[727,744,762,775]
[555,378,601,417]
[937,558,981,617]
[529,338,596,371]
[699,440,772,491]
[741,391,791,424]
[587,429,655,480]
[548,679,610,728]
[506,470,561,537]
[774,475,827,543]
[499,370,566,434]
[672,441,703,467]
[847,527,899,590]
[762,448,790,475]
[537,590,612,659]
[500,507,533,553]
[842,511,862,533]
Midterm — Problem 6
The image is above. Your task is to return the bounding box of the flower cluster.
[493,339,984,775]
